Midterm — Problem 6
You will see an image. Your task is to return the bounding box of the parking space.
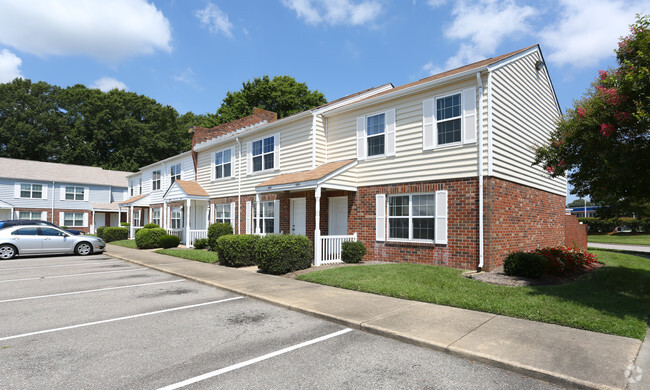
[0,254,558,389]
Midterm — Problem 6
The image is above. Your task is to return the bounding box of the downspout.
[235,137,242,235]
[51,181,55,223]
[311,113,317,169]
[476,72,485,271]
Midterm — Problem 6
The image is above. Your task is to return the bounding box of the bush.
[216,234,259,267]
[341,241,366,263]
[135,228,167,249]
[208,222,234,251]
[143,223,160,229]
[103,227,129,243]
[60,225,68,230]
[256,235,312,275]
[503,252,548,278]
[193,238,209,249]
[160,235,180,249]
[121,222,130,227]
[533,246,598,275]
[96,226,106,239]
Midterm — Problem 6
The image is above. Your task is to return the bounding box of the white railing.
[188,229,208,247]
[167,228,184,243]
[317,233,357,265]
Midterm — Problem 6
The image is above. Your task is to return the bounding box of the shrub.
[121,222,130,227]
[102,227,129,243]
[160,235,180,249]
[533,246,598,275]
[193,237,209,249]
[143,223,160,229]
[96,226,106,239]
[60,225,68,230]
[503,251,548,278]
[341,241,366,263]
[216,234,259,267]
[256,235,312,275]
[208,222,233,251]
[135,228,167,249]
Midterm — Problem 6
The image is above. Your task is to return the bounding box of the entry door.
[290,198,306,236]
[328,197,348,235]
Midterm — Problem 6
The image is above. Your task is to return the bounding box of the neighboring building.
[0,157,130,234]
[566,206,599,218]
[125,45,584,271]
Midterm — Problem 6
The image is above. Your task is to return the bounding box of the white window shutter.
[41,184,47,200]
[273,199,280,233]
[82,213,89,227]
[84,187,89,201]
[435,190,448,245]
[356,116,366,159]
[14,211,19,219]
[245,201,252,234]
[59,212,64,226]
[375,194,386,241]
[274,133,280,169]
[246,142,252,175]
[210,203,215,224]
[385,109,396,156]
[230,202,236,230]
[14,183,20,198]
[463,87,477,144]
[423,99,435,150]
[41,211,47,221]
[60,186,66,201]
[211,152,216,181]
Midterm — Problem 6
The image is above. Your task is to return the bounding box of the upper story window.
[130,180,134,196]
[152,170,161,191]
[65,186,85,201]
[357,109,395,159]
[139,178,142,194]
[367,113,385,156]
[20,183,43,199]
[436,94,461,145]
[214,149,232,179]
[423,88,476,149]
[170,164,181,183]
[252,136,274,172]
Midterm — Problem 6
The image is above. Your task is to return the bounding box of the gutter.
[476,72,485,271]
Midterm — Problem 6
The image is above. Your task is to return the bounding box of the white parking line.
[0,268,147,283]
[0,261,124,271]
[0,279,186,303]
[0,297,243,341]
[157,328,354,390]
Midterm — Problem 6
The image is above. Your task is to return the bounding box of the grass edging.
[587,232,650,246]
[154,248,219,263]
[108,239,137,249]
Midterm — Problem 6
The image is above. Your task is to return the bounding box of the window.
[40,227,64,236]
[214,204,231,224]
[252,136,274,172]
[139,178,142,195]
[367,113,385,156]
[214,149,232,179]
[388,194,436,241]
[65,186,85,201]
[133,210,141,227]
[18,211,42,220]
[64,212,84,227]
[20,183,43,199]
[152,208,161,226]
[13,227,38,236]
[436,93,461,145]
[253,201,275,234]
[170,164,181,183]
[171,207,182,229]
[130,180,134,196]
[152,170,161,191]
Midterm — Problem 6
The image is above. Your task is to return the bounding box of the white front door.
[328,196,348,235]
[290,198,306,236]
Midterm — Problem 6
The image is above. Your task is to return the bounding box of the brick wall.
[564,214,588,250]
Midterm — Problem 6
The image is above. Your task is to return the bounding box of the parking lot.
[0,254,559,389]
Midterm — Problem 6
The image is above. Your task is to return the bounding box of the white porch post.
[163,201,168,230]
[186,199,191,247]
[91,210,95,234]
[129,205,134,239]
[314,186,322,266]
[255,193,261,234]
[205,200,210,230]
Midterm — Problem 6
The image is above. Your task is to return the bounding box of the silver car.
[0,225,105,259]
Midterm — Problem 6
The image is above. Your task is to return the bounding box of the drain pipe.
[235,137,242,235]
[476,72,485,272]
[51,181,55,223]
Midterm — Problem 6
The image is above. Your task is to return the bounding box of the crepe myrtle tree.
[534,15,650,216]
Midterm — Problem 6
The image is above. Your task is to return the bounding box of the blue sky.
[0,0,648,202]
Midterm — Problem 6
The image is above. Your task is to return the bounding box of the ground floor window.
[171,207,182,229]
[133,210,141,227]
[253,201,274,234]
[214,204,230,224]
[152,208,161,226]
[388,193,435,241]
[64,212,84,227]
[18,211,43,220]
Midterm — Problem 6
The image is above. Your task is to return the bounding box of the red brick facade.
[12,208,94,233]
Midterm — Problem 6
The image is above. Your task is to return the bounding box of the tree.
[534,15,650,216]
[566,199,595,208]
[207,75,327,126]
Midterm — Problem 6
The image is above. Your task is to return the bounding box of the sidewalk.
[106,244,648,390]
[588,242,650,254]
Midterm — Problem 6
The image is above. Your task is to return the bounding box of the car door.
[39,227,74,253]
[10,227,42,254]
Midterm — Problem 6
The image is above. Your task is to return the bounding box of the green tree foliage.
[535,15,650,216]
[566,199,596,208]
[207,75,327,126]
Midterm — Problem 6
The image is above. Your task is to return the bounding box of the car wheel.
[75,242,93,256]
[0,244,17,260]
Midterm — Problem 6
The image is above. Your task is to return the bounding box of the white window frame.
[18,211,43,220]
[65,186,85,201]
[247,134,280,174]
[152,208,161,226]
[152,170,161,191]
[357,109,395,159]
[253,201,275,234]
[170,164,182,183]
[171,207,182,229]
[214,204,231,224]
[387,193,436,243]
[212,148,233,181]
[19,183,45,199]
[63,212,85,227]
[133,210,141,227]
[423,88,476,150]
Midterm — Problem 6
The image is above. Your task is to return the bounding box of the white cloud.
[0,48,22,82]
[539,0,650,68]
[422,61,444,76]
[91,77,127,92]
[0,0,172,62]
[282,0,382,26]
[173,68,196,84]
[427,0,447,7]
[195,2,234,38]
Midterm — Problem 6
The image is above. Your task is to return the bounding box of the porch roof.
[119,193,149,206]
[91,202,122,212]
[0,199,13,209]
[256,159,357,193]
[163,180,210,201]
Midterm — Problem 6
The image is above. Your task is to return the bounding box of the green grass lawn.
[108,239,137,249]
[588,233,650,245]
[155,248,219,263]
[297,250,650,340]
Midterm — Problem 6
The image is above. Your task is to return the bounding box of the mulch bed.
[465,262,605,286]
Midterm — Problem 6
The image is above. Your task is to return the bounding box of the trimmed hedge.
[103,227,129,243]
[143,223,160,229]
[193,238,209,249]
[135,228,167,249]
[121,222,130,227]
[160,235,180,249]
[216,234,259,267]
[96,226,106,239]
[503,252,548,278]
[579,217,650,233]
[341,241,366,263]
[256,235,312,275]
[208,222,233,251]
